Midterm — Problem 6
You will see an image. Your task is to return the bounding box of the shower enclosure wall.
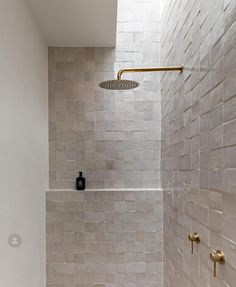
[161,0,236,286]
[47,0,236,286]
[47,0,163,286]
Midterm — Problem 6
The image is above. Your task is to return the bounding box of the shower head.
[99,79,140,90]
[99,65,184,91]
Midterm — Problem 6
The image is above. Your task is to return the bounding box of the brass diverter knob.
[209,250,225,277]
[188,232,200,253]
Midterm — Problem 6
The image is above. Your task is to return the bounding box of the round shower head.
[99,79,140,90]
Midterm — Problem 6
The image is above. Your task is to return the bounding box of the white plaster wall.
[0,0,48,286]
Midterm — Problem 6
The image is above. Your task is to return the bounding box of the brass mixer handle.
[209,250,225,277]
[188,233,200,253]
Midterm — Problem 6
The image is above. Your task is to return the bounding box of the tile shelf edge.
[47,188,163,192]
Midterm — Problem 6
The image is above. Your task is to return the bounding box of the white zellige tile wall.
[46,189,163,287]
[47,1,163,287]
[161,0,236,286]
[49,0,161,189]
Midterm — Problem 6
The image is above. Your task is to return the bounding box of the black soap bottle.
[76,171,86,190]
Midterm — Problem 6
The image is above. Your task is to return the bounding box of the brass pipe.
[117,65,184,80]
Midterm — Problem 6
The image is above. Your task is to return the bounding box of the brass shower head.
[99,79,140,90]
[99,65,184,90]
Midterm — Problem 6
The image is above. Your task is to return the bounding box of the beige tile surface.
[46,189,163,287]
[161,0,236,286]
[49,0,161,189]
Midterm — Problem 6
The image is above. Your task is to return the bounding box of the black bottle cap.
[79,171,83,176]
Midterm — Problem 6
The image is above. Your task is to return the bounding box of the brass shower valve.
[188,232,200,253]
[209,250,225,277]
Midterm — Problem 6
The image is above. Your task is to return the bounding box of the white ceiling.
[26,0,118,47]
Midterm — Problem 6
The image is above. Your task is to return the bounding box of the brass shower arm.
[99,65,184,90]
[117,65,184,80]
